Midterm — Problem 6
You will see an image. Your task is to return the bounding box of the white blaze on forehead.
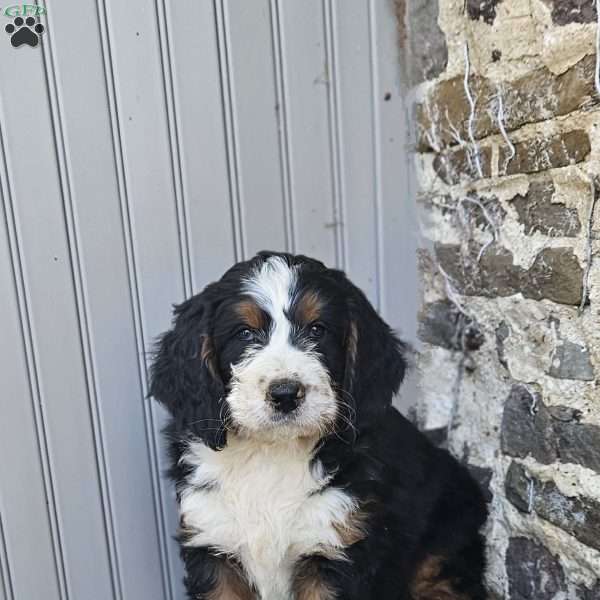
[243,256,297,322]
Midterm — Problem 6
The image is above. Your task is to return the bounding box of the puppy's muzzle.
[267,379,306,414]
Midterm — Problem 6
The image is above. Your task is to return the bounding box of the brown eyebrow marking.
[295,290,323,325]
[235,299,265,330]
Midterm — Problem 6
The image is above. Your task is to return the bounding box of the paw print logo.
[5,16,44,48]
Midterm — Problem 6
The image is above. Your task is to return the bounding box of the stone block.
[505,462,600,551]
[501,131,591,176]
[576,580,600,599]
[432,146,493,184]
[506,536,566,599]
[523,248,584,305]
[501,385,558,464]
[416,56,597,152]
[549,339,595,381]
[502,387,600,473]
[510,179,581,237]
[543,0,597,25]
[434,244,584,305]
[466,0,503,25]
[418,300,484,351]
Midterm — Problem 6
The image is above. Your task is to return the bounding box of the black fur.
[150,251,488,599]
[150,282,227,450]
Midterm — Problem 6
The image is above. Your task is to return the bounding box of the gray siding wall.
[0,1,416,599]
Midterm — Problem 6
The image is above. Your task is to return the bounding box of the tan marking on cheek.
[297,290,323,325]
[332,507,368,547]
[346,321,358,363]
[343,321,358,391]
[207,561,255,600]
[201,335,219,380]
[235,300,265,330]
[410,555,469,600]
[293,560,336,600]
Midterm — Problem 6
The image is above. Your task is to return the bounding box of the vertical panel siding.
[0,198,61,599]
[0,19,115,600]
[0,118,65,600]
[93,0,178,597]
[0,1,416,598]
[369,0,418,338]
[40,10,122,600]
[368,0,419,414]
[42,0,169,597]
[218,0,287,256]
[274,0,337,265]
[330,0,379,305]
[0,514,11,600]
[166,0,237,289]
[99,0,195,596]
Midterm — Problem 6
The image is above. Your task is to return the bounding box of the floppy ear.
[149,289,227,450]
[343,283,407,423]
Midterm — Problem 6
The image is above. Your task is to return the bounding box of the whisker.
[187,418,225,424]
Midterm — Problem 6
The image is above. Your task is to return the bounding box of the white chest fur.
[179,436,355,600]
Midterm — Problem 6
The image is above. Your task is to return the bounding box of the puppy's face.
[151,252,406,449]
[213,256,346,438]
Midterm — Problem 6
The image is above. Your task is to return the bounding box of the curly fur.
[150,251,488,600]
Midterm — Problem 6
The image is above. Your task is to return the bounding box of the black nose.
[268,379,305,413]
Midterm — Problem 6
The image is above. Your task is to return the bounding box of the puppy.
[150,251,488,600]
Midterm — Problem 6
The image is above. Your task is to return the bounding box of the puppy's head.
[150,252,406,449]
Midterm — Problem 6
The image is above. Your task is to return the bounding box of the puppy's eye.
[237,328,256,342]
[308,323,325,340]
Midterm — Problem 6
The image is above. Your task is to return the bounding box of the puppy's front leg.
[293,557,337,600]
[181,546,255,600]
[207,560,255,600]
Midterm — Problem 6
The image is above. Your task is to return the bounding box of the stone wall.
[398,1,600,597]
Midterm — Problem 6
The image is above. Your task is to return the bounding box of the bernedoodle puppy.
[150,251,488,600]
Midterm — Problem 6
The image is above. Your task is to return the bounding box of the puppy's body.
[151,252,488,600]
[180,435,356,599]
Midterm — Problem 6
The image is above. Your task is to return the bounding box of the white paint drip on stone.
[463,42,483,179]
[496,88,516,175]
[437,264,469,317]
[579,175,598,314]
[458,195,498,261]
[527,475,535,513]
